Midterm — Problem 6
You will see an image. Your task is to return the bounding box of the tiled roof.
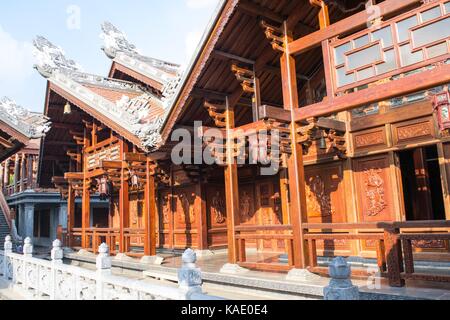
[33,36,167,150]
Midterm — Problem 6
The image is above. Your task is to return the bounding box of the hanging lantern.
[63,101,72,115]
[129,170,140,190]
[319,130,328,150]
[433,91,450,131]
[97,176,110,201]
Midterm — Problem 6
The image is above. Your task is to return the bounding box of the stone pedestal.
[219,263,250,275]
[286,268,322,282]
[113,253,135,262]
[140,255,164,265]
[324,257,360,300]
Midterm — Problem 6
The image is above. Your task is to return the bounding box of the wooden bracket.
[260,20,285,52]
[204,101,227,128]
[231,64,255,93]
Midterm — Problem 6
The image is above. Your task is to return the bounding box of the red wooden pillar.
[67,185,75,247]
[119,140,130,254]
[196,182,208,250]
[81,177,91,249]
[143,160,157,256]
[224,96,240,264]
[280,21,309,269]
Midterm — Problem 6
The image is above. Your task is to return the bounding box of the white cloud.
[0,25,34,96]
[185,0,217,9]
[184,30,203,65]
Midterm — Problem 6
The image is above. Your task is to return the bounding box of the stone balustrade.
[0,236,222,300]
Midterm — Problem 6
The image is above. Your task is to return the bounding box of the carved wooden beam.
[0,136,13,148]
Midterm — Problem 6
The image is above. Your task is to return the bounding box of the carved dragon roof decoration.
[0,97,51,139]
[100,21,183,100]
[33,36,166,151]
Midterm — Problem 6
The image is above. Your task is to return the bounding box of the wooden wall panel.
[392,117,435,146]
[305,162,347,224]
[352,127,388,151]
[354,154,396,222]
[158,189,172,249]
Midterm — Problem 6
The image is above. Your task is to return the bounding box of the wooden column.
[119,140,130,254]
[13,154,20,193]
[67,185,75,247]
[196,182,208,250]
[26,155,33,190]
[224,96,240,264]
[20,153,26,192]
[81,176,91,249]
[143,160,157,256]
[280,21,309,269]
[3,159,10,187]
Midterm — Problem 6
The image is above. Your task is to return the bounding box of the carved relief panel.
[304,163,347,223]
[206,185,227,249]
[239,185,256,225]
[392,117,435,146]
[354,155,396,222]
[158,189,172,248]
[173,187,197,229]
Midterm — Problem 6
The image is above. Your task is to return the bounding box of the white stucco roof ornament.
[0,97,51,138]
[100,21,140,59]
[33,36,83,78]
[100,21,183,92]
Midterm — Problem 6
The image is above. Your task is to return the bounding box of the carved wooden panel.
[354,155,396,222]
[173,186,197,230]
[158,189,172,248]
[392,117,435,146]
[206,185,227,248]
[129,193,143,247]
[353,127,387,151]
[239,184,256,225]
[305,162,347,224]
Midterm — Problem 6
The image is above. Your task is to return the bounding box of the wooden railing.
[303,221,450,287]
[235,225,294,272]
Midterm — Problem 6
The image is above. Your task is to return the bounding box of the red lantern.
[434,91,450,131]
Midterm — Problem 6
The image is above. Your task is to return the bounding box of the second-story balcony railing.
[329,0,450,96]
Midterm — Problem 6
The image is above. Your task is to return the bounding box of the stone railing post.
[3,235,12,279]
[50,239,64,300]
[23,237,33,258]
[178,249,203,300]
[324,257,359,300]
[96,243,112,300]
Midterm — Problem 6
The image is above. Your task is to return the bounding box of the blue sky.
[0,0,220,112]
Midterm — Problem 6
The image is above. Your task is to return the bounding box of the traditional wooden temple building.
[35,0,450,287]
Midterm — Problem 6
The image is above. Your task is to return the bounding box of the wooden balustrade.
[235,225,294,272]
[302,221,450,287]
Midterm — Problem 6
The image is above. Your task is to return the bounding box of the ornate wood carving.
[397,122,432,142]
[211,190,226,225]
[354,155,395,222]
[363,169,387,217]
[305,163,346,223]
[354,130,386,149]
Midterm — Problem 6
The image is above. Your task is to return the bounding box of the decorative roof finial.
[100,21,140,59]
[32,36,82,78]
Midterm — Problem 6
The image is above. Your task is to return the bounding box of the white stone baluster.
[178,249,203,300]
[3,235,12,279]
[50,239,63,300]
[23,237,33,257]
[96,243,112,300]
